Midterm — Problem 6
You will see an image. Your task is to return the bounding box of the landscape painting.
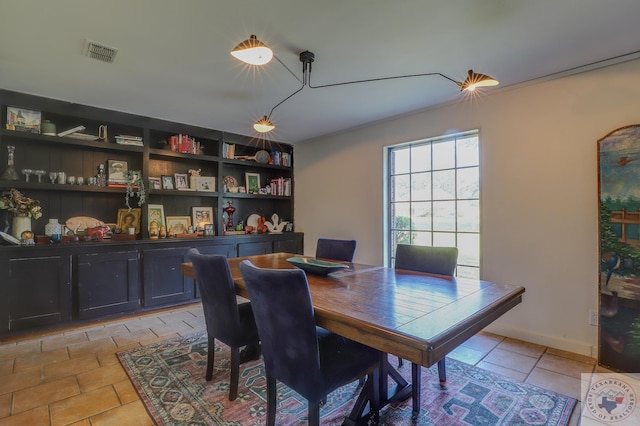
[598,124,640,372]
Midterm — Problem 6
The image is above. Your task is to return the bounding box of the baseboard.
[484,323,597,358]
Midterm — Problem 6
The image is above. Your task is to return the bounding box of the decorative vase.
[41,120,57,136]
[45,218,62,242]
[1,145,20,181]
[12,214,31,240]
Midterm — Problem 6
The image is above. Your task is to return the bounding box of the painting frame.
[6,106,41,134]
[116,208,141,235]
[191,176,216,192]
[597,124,640,372]
[174,173,189,190]
[191,206,214,229]
[107,159,128,184]
[245,172,260,194]
[161,175,174,190]
[166,215,192,235]
[203,223,215,237]
[148,177,161,190]
[146,204,165,230]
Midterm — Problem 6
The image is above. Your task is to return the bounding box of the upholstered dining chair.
[394,243,458,413]
[239,260,381,426]
[315,238,357,262]
[187,248,261,401]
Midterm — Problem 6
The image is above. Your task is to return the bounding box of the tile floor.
[0,303,607,425]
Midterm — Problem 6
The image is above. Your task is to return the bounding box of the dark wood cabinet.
[238,240,273,256]
[142,247,194,307]
[0,252,71,333]
[77,250,141,319]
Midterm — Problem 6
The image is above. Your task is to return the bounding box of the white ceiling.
[1,0,639,144]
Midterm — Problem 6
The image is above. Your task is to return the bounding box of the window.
[386,131,480,278]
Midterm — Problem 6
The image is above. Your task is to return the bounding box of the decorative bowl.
[286,257,349,276]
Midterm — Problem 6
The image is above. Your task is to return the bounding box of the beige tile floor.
[0,303,607,425]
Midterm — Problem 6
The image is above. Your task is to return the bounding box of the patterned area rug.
[118,333,576,425]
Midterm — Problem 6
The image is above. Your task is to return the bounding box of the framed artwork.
[116,208,141,234]
[245,172,260,194]
[174,173,189,190]
[191,176,216,192]
[598,124,640,372]
[148,177,161,190]
[204,223,215,237]
[6,106,41,133]
[166,216,192,235]
[161,175,174,190]
[107,159,128,184]
[146,204,165,229]
[192,206,214,229]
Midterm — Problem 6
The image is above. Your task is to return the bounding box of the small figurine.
[149,220,159,239]
[159,225,167,239]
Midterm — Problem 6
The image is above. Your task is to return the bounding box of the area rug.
[118,333,576,425]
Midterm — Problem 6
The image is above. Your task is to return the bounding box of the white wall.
[294,58,640,357]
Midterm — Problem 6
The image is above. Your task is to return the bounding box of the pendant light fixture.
[231,39,498,133]
[230,35,273,66]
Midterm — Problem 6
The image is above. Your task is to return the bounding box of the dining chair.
[315,238,357,262]
[239,260,381,426]
[187,248,261,401]
[394,243,458,414]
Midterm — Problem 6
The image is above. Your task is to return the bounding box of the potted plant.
[125,170,146,211]
[0,188,43,239]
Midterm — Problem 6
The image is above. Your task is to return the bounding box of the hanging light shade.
[254,115,275,133]
[459,69,499,92]
[230,35,273,65]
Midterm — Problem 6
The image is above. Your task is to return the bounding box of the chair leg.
[229,347,240,401]
[206,335,215,381]
[266,375,277,426]
[308,400,321,426]
[369,368,380,423]
[437,358,447,389]
[411,363,421,417]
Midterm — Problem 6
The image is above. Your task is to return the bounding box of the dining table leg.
[380,353,412,405]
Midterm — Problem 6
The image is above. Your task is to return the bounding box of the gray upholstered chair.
[394,244,458,414]
[239,260,381,426]
[187,248,260,401]
[315,238,357,262]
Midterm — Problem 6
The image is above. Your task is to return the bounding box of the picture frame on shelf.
[191,206,214,229]
[147,204,165,229]
[161,175,174,190]
[174,173,189,190]
[166,216,192,235]
[6,106,41,133]
[204,223,215,237]
[148,177,161,190]
[116,208,141,234]
[107,159,128,184]
[245,172,260,194]
[191,176,216,192]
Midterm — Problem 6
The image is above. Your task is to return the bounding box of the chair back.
[394,244,458,276]
[239,260,323,397]
[315,238,357,262]
[187,248,247,346]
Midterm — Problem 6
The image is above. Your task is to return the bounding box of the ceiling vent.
[83,39,118,63]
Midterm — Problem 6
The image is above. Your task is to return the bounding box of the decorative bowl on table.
[286,257,349,276]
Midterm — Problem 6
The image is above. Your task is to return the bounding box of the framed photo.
[6,106,41,133]
[192,206,214,229]
[245,172,261,194]
[148,177,161,190]
[116,208,141,234]
[191,176,216,192]
[107,159,128,184]
[146,204,165,229]
[174,173,189,190]
[166,216,192,235]
[204,223,215,237]
[161,175,174,190]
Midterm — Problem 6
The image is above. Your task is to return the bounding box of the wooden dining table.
[181,252,525,423]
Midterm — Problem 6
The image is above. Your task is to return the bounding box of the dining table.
[181,252,525,424]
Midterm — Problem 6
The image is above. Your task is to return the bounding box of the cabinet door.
[237,241,272,257]
[3,254,72,332]
[273,235,303,254]
[77,251,141,319]
[143,247,194,307]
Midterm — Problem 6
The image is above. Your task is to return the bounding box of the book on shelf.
[169,134,200,154]
[223,142,235,159]
[115,135,144,146]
